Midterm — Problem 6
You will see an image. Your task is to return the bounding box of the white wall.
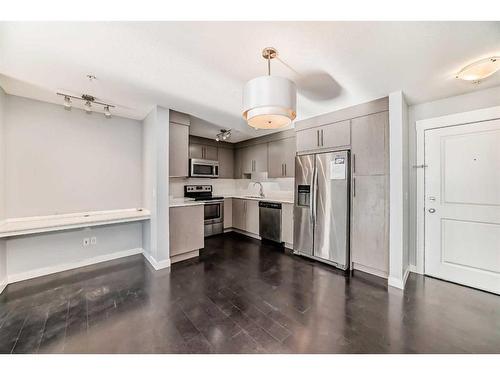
[6,222,142,283]
[388,91,410,289]
[141,106,170,269]
[408,85,500,268]
[0,87,6,292]
[4,95,143,218]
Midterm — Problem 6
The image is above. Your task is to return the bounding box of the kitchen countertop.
[169,195,294,207]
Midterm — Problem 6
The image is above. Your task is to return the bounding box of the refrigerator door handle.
[312,166,318,225]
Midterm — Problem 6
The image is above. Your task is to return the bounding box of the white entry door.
[424,119,500,294]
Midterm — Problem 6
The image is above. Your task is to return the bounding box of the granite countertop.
[169,198,205,208]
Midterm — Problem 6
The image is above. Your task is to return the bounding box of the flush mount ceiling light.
[242,47,297,129]
[215,129,231,142]
[456,56,500,83]
[57,92,115,118]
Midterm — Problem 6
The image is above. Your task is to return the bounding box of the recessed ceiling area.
[0,21,499,141]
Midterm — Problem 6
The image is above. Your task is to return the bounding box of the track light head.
[104,106,112,118]
[84,100,92,114]
[64,96,72,110]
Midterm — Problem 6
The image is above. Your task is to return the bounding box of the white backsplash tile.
[169,177,294,200]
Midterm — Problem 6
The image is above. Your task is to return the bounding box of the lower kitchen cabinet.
[232,198,259,236]
[350,175,389,277]
[281,203,294,247]
[224,198,232,229]
[169,205,204,263]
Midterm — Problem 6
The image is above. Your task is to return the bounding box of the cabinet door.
[169,206,204,256]
[267,139,285,178]
[351,111,388,175]
[232,199,246,230]
[204,145,218,161]
[240,146,253,174]
[218,147,234,178]
[268,137,295,178]
[296,127,321,152]
[320,120,350,149]
[224,198,232,229]
[169,123,189,177]
[281,203,294,246]
[251,143,268,173]
[350,175,389,275]
[245,199,260,235]
[282,137,296,177]
[189,143,204,159]
[234,148,242,178]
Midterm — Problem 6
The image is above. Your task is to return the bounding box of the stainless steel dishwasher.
[259,201,282,243]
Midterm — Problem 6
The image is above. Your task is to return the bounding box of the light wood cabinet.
[296,120,350,153]
[218,147,234,178]
[224,198,232,229]
[350,175,389,276]
[351,112,388,176]
[268,137,296,178]
[232,198,259,235]
[169,122,189,177]
[240,143,268,174]
[232,198,246,230]
[189,143,218,161]
[281,203,294,247]
[245,200,259,235]
[169,205,204,262]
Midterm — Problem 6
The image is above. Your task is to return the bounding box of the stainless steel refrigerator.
[293,150,350,270]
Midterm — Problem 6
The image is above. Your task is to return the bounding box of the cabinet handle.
[317,130,320,147]
[353,177,356,197]
[353,154,356,174]
[284,164,287,176]
[321,129,324,146]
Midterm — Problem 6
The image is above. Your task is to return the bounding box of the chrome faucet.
[253,182,265,198]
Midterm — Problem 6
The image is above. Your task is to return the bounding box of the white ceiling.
[1,21,499,142]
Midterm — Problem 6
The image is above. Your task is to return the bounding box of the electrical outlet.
[90,236,97,245]
[83,238,90,247]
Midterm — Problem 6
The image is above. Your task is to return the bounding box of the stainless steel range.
[184,185,224,237]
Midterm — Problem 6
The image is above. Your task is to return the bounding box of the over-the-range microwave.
[189,158,219,178]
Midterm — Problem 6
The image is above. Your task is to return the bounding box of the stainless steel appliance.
[259,201,282,243]
[184,185,224,237]
[189,158,219,178]
[294,150,350,270]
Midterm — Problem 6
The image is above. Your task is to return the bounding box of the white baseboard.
[7,248,144,284]
[142,252,171,270]
[0,280,6,294]
[388,266,412,290]
[408,264,418,274]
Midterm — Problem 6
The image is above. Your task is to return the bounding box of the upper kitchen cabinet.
[240,143,268,174]
[217,146,234,178]
[189,143,218,161]
[268,137,296,178]
[169,111,190,177]
[351,111,389,176]
[296,120,350,153]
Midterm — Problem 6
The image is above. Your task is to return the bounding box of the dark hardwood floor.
[0,232,499,354]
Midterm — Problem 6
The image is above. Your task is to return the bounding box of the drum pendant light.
[243,47,297,129]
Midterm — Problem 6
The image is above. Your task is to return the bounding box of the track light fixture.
[57,92,115,118]
[63,96,72,110]
[215,129,231,142]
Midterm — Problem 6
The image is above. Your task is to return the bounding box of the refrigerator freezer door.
[313,151,350,268]
[293,154,315,256]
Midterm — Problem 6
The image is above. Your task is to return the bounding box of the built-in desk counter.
[0,208,151,238]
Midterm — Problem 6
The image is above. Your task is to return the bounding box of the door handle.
[352,154,356,174]
[428,208,436,213]
[353,177,356,197]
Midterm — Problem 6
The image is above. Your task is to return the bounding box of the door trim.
[415,105,500,274]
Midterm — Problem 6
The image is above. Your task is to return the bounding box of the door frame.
[415,105,500,274]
